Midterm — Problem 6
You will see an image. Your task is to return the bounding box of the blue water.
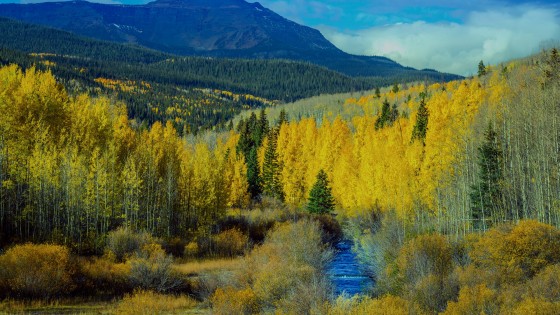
[327,240,374,296]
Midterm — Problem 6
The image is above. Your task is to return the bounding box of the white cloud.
[319,7,560,75]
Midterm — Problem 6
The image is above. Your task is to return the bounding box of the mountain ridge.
[0,0,459,78]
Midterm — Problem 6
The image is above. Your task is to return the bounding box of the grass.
[0,298,115,314]
[173,258,244,276]
[114,290,199,315]
[0,294,207,315]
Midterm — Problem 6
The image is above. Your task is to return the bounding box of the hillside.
[0,17,401,132]
[0,0,460,79]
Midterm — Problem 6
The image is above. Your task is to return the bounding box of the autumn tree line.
[1,48,560,250]
[0,64,251,251]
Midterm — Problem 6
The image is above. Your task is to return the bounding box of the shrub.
[396,234,458,313]
[506,298,560,315]
[115,290,197,314]
[76,255,132,294]
[184,241,199,258]
[162,237,186,258]
[128,244,182,292]
[212,228,249,257]
[470,220,560,284]
[106,227,156,262]
[443,284,499,315]
[526,264,560,301]
[0,243,73,298]
[211,287,259,315]
[241,220,333,312]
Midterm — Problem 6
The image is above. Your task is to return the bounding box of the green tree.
[470,122,505,230]
[392,83,399,93]
[411,94,429,144]
[478,60,487,77]
[307,170,335,214]
[246,147,262,199]
[375,87,381,98]
[375,99,392,130]
[277,109,288,127]
[262,132,284,201]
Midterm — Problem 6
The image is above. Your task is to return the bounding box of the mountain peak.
[146,0,247,8]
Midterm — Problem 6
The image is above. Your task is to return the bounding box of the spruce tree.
[307,170,335,214]
[277,109,288,127]
[470,122,505,230]
[411,95,429,144]
[375,87,381,98]
[246,147,262,199]
[478,60,487,77]
[375,99,392,130]
[262,132,284,201]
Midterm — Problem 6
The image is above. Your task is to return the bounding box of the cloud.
[319,6,560,75]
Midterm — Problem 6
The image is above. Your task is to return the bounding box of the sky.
[2,0,559,75]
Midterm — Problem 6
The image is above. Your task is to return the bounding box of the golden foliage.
[470,220,560,284]
[443,284,498,315]
[212,228,249,257]
[211,287,259,315]
[0,243,73,298]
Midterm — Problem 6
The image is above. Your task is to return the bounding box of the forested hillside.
[1,17,427,133]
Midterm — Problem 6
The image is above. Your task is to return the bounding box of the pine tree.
[262,132,284,201]
[307,169,335,214]
[411,95,429,144]
[470,122,505,230]
[277,109,288,127]
[375,99,392,130]
[478,60,487,77]
[375,87,381,98]
[246,147,262,199]
[392,83,399,93]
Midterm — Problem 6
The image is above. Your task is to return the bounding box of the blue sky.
[2,0,559,75]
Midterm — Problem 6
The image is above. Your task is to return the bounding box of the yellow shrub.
[0,243,73,297]
[506,298,560,315]
[184,241,199,258]
[115,290,197,315]
[443,284,498,315]
[526,264,560,301]
[211,287,259,315]
[470,220,560,284]
[212,228,249,257]
[77,256,131,294]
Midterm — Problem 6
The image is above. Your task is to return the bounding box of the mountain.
[0,0,458,78]
[0,17,394,132]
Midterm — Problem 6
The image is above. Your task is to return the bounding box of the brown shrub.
[396,234,458,313]
[0,243,74,298]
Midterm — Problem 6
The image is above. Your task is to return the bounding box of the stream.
[327,239,374,296]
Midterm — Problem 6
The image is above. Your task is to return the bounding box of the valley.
[0,0,559,314]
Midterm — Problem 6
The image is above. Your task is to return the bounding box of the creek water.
[327,239,374,296]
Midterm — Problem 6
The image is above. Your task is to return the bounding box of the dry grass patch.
[114,290,198,314]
